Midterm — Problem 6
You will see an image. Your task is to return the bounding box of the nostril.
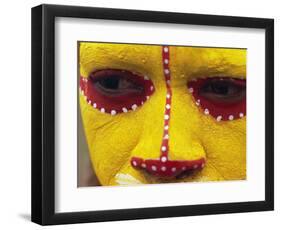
[131,157,205,178]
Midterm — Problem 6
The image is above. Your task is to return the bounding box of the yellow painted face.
[79,42,246,186]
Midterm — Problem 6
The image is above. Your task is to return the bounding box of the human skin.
[79,42,246,186]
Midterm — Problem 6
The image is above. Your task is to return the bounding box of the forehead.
[79,42,246,80]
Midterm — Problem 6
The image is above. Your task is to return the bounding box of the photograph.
[78,42,247,186]
[31,4,274,225]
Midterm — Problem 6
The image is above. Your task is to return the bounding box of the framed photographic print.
[31,4,274,225]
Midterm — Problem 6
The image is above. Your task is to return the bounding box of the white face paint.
[115,173,143,185]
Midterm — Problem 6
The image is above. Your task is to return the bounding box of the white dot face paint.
[111,110,117,116]
[93,103,97,108]
[164,115,169,120]
[164,125,169,130]
[163,47,169,52]
[100,108,105,113]
[171,167,177,172]
[161,156,167,162]
[164,59,169,64]
[164,69,170,74]
[166,104,171,109]
[189,88,194,93]
[239,113,244,118]
[122,107,128,113]
[161,166,167,172]
[141,163,146,168]
[204,108,209,115]
[161,146,167,152]
[131,104,138,111]
[151,165,157,171]
[229,115,234,120]
[132,161,137,166]
[216,115,222,122]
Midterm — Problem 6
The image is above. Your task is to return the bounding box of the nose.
[130,45,206,179]
[131,157,205,178]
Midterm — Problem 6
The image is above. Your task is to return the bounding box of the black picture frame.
[31,4,274,225]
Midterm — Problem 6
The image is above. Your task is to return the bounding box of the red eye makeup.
[79,69,155,115]
[188,77,246,121]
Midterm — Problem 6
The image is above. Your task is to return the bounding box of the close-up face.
[79,42,246,186]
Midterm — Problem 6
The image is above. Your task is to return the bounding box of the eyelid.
[200,78,246,95]
[90,69,140,82]
[189,77,246,91]
[94,78,144,96]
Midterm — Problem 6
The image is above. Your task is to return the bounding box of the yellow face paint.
[79,42,246,186]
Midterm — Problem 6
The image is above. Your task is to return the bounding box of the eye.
[188,77,246,121]
[80,69,154,115]
[91,70,145,96]
[199,78,246,104]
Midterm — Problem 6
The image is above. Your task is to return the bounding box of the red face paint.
[131,157,205,178]
[188,77,246,121]
[131,46,205,178]
[80,69,155,115]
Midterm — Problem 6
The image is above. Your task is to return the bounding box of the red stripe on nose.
[160,45,172,160]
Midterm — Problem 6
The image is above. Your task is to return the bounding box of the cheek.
[199,120,246,178]
[80,98,144,184]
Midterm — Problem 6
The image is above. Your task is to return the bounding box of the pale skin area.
[79,42,246,186]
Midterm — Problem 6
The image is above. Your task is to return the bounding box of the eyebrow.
[80,44,158,75]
